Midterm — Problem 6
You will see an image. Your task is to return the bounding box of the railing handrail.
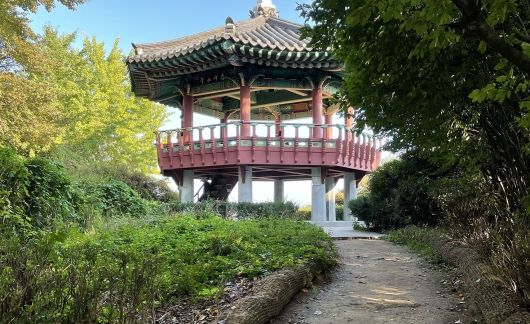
[156,122,359,134]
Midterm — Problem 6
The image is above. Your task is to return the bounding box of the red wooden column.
[182,94,194,143]
[312,87,323,138]
[240,85,251,137]
[324,113,333,139]
[220,114,228,141]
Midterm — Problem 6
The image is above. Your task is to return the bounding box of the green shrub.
[232,201,299,219]
[0,216,335,322]
[0,147,80,231]
[103,168,179,202]
[295,205,312,220]
[335,191,344,205]
[163,201,303,220]
[94,180,147,218]
[0,147,30,226]
[348,152,443,231]
[336,205,344,221]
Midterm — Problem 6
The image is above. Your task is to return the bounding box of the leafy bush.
[164,201,303,220]
[295,205,312,220]
[0,147,80,231]
[102,167,179,202]
[336,205,344,221]
[335,191,344,205]
[94,180,147,218]
[0,215,335,322]
[348,152,443,231]
[231,201,299,219]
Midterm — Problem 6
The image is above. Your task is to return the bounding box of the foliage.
[0,0,84,72]
[335,190,344,205]
[336,205,344,221]
[348,153,444,230]
[386,226,442,262]
[230,201,299,219]
[0,74,65,153]
[32,29,167,171]
[0,1,84,154]
[1,20,166,169]
[0,147,80,232]
[0,215,335,323]
[93,180,147,218]
[163,201,304,220]
[296,205,312,220]
[108,170,179,202]
[299,0,530,215]
[301,0,530,304]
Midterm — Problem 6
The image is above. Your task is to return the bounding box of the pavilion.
[126,0,381,221]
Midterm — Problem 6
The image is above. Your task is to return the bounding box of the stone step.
[309,221,359,228]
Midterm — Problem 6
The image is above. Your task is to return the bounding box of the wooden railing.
[155,122,381,171]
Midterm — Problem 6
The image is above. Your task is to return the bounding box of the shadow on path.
[272,240,462,324]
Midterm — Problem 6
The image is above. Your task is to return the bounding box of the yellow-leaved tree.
[0,0,85,154]
[34,28,167,173]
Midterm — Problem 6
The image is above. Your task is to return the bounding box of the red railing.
[155,122,381,171]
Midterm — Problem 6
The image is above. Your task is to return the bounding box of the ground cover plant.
[386,226,442,262]
[0,215,334,323]
[0,147,335,323]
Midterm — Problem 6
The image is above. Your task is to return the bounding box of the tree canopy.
[0,1,167,172]
[299,0,530,211]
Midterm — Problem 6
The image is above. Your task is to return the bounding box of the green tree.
[299,0,530,213]
[0,0,84,154]
[33,29,167,172]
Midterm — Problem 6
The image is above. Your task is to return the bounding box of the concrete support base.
[343,172,358,221]
[238,166,253,203]
[180,170,194,203]
[273,179,284,203]
[325,177,336,221]
[311,167,326,222]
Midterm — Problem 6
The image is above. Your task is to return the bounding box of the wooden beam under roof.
[286,89,309,96]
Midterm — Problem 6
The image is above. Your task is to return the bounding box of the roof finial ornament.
[250,0,279,18]
[225,16,236,34]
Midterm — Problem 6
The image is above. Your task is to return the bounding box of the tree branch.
[451,0,530,76]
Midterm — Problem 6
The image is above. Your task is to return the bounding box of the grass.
[1,214,336,323]
[385,226,442,262]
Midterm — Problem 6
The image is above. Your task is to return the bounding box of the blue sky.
[29,0,347,205]
[30,0,310,54]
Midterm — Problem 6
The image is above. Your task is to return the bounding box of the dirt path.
[272,239,463,324]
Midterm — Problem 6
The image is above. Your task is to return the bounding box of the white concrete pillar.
[343,172,358,221]
[273,179,284,203]
[325,177,336,221]
[180,170,195,203]
[311,167,326,222]
[238,166,253,202]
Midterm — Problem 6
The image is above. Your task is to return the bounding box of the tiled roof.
[128,16,315,63]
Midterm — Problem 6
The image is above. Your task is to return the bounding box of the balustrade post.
[325,113,333,139]
[167,131,174,167]
[210,126,217,164]
[345,106,354,141]
[275,116,282,137]
[266,124,271,162]
[220,116,228,141]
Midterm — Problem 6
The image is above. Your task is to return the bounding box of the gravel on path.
[272,239,464,324]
